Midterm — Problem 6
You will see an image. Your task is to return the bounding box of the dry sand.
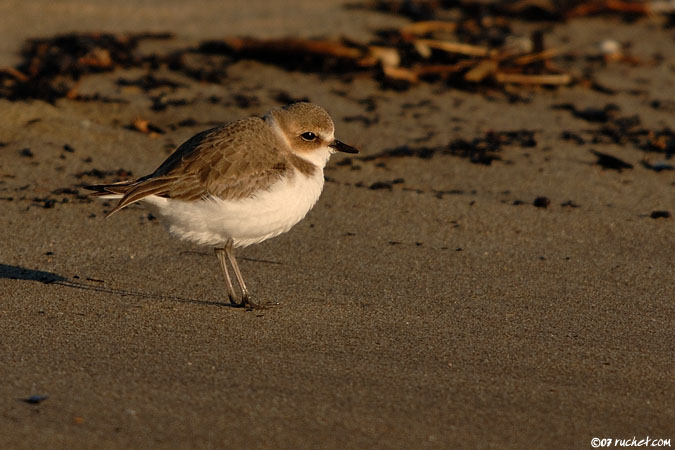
[1,1,673,449]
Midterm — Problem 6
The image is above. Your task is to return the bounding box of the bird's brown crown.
[265,102,335,153]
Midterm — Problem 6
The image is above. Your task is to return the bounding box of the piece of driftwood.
[512,48,561,66]
[495,72,573,85]
[364,46,401,67]
[0,67,29,81]
[464,60,498,82]
[413,39,491,57]
[382,64,419,83]
[399,20,458,39]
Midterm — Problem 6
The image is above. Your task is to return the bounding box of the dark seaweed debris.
[1,3,670,102]
[116,74,185,92]
[1,32,173,102]
[351,0,665,23]
[650,210,670,219]
[0,24,573,101]
[369,179,405,190]
[197,38,368,74]
[75,168,133,179]
[358,130,536,165]
[553,103,620,123]
[591,150,633,171]
[27,187,91,209]
[533,196,550,208]
[343,114,380,127]
[32,197,58,208]
[557,104,675,158]
[273,91,311,105]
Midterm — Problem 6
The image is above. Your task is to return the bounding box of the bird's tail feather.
[84,181,134,214]
[84,181,134,197]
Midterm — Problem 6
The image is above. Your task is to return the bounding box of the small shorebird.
[86,102,358,308]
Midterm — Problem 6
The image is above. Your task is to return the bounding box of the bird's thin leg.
[214,245,243,306]
[226,243,260,309]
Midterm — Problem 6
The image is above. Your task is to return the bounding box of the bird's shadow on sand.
[0,263,235,308]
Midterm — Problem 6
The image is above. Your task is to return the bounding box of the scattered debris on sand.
[3,1,674,101]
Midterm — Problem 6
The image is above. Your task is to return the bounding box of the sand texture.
[1,1,673,448]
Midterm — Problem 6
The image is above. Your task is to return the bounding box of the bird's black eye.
[301,132,317,142]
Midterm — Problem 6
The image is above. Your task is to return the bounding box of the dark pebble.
[22,395,48,404]
[650,211,670,219]
[369,181,392,190]
[533,196,550,208]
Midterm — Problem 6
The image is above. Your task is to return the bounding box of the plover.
[86,102,358,308]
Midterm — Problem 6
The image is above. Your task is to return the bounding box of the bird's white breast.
[142,150,329,248]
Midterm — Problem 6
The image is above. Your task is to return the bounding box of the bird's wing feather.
[104,117,293,216]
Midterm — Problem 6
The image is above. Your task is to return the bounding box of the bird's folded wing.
[107,117,291,216]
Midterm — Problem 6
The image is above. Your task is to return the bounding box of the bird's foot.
[228,293,265,310]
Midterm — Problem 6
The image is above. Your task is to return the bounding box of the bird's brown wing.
[101,117,292,217]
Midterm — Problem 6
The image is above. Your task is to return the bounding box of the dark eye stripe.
[301,132,317,141]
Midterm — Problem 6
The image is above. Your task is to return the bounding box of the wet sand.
[1,1,673,448]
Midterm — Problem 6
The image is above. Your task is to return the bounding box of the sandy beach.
[1,1,673,448]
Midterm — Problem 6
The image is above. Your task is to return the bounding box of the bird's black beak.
[329,139,359,154]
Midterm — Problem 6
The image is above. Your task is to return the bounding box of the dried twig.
[512,48,561,66]
[363,46,401,67]
[464,60,498,82]
[399,20,458,39]
[414,39,491,57]
[382,65,419,83]
[495,72,572,85]
[0,67,29,81]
